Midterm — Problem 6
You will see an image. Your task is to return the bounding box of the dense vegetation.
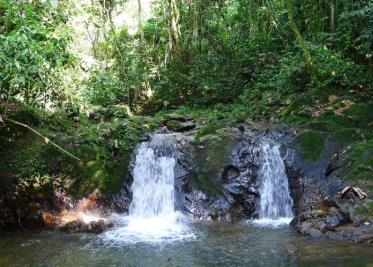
[0,0,372,202]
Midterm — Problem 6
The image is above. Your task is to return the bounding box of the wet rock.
[166,120,195,132]
[221,165,240,182]
[21,210,53,230]
[60,219,114,234]
[42,212,58,228]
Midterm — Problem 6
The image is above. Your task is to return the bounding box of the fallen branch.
[1,116,82,162]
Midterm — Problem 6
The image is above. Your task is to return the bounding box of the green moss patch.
[295,130,326,162]
[344,139,373,182]
[191,129,234,197]
[194,122,224,140]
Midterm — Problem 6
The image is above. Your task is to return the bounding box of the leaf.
[14,61,21,70]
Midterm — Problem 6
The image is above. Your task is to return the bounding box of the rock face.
[123,127,266,221]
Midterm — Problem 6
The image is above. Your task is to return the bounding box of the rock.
[325,214,341,229]
[237,124,245,133]
[166,120,195,132]
[22,212,46,230]
[42,212,58,228]
[221,165,240,181]
[164,114,192,122]
[315,198,338,211]
[60,219,114,234]
[140,134,151,142]
[290,195,373,243]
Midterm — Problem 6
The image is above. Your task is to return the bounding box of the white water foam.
[252,142,294,227]
[101,134,194,244]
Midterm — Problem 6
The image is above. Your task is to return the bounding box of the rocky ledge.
[291,188,373,243]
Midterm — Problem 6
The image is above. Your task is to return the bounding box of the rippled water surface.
[1,222,372,267]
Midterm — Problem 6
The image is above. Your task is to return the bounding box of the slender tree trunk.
[137,0,144,43]
[169,0,183,60]
[330,0,336,32]
[285,0,317,74]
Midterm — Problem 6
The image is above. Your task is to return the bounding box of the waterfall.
[101,134,193,244]
[254,142,293,227]
[129,139,176,218]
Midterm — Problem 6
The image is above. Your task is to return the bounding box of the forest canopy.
[0,0,371,117]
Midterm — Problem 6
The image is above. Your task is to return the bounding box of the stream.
[1,223,373,266]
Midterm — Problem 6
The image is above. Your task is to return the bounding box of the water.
[1,224,372,266]
[254,142,294,227]
[101,134,193,244]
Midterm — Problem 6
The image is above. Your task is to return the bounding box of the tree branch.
[1,116,82,162]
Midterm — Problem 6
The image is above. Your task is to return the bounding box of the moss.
[344,139,373,182]
[334,128,360,143]
[194,122,224,140]
[355,202,373,216]
[355,206,366,215]
[192,175,224,197]
[191,130,233,197]
[345,103,373,125]
[295,130,326,162]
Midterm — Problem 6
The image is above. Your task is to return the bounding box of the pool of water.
[0,222,372,267]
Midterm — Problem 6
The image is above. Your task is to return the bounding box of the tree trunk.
[285,0,317,74]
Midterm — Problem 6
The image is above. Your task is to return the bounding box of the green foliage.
[0,0,72,106]
[83,67,125,106]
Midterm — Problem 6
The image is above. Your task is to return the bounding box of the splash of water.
[101,134,194,244]
[253,142,293,227]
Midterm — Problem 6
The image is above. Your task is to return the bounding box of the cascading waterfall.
[129,140,176,218]
[254,142,294,227]
[101,134,193,244]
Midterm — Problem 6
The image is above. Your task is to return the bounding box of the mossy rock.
[194,122,224,140]
[166,120,195,132]
[191,128,234,197]
[344,139,373,183]
[295,130,327,162]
